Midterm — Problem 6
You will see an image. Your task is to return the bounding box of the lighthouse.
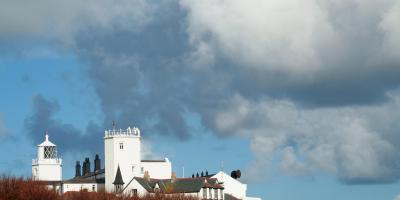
[104,126,141,192]
[32,133,62,181]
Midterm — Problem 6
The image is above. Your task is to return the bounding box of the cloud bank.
[24,94,103,154]
[4,0,400,184]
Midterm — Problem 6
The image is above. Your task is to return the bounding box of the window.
[209,188,212,199]
[141,167,144,174]
[214,189,218,200]
[220,189,224,200]
[44,146,56,158]
[119,142,124,149]
[132,166,135,172]
[132,189,138,196]
[203,188,207,199]
[115,185,122,192]
[92,185,95,191]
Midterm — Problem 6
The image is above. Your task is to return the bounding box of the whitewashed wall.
[105,129,141,192]
[140,159,172,179]
[123,179,150,196]
[212,171,246,199]
[63,183,104,193]
[32,162,62,181]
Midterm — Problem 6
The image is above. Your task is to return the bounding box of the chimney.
[85,158,91,175]
[144,171,150,181]
[201,171,204,177]
[171,172,176,182]
[75,161,81,177]
[82,160,86,176]
[205,170,209,176]
[94,154,101,172]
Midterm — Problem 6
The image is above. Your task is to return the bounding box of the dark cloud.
[24,94,103,155]
[69,0,400,184]
[74,2,194,139]
[5,0,400,185]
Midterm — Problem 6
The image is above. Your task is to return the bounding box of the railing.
[104,127,140,137]
[32,158,62,165]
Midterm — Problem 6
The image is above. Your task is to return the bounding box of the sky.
[0,0,400,199]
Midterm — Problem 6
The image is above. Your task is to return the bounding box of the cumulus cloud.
[73,0,400,184]
[181,0,400,106]
[214,93,400,183]
[4,0,400,185]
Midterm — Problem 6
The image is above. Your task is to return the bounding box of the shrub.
[0,176,60,200]
[0,176,199,200]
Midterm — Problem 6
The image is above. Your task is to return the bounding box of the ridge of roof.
[141,159,166,162]
[133,176,224,193]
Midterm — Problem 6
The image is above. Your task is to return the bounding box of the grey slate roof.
[113,165,124,185]
[63,168,105,184]
[132,177,223,194]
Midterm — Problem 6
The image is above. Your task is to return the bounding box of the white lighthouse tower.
[32,133,62,181]
[104,126,141,192]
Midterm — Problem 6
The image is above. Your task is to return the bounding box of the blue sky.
[1,1,400,200]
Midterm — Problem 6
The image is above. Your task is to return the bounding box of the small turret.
[113,165,124,192]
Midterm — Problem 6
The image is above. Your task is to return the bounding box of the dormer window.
[119,142,124,149]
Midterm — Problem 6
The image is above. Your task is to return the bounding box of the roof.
[38,134,56,147]
[141,160,166,162]
[225,193,242,200]
[63,177,105,184]
[132,177,223,194]
[63,169,105,184]
[113,166,124,185]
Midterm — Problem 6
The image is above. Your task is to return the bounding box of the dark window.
[44,146,57,158]
[119,142,124,149]
[92,185,95,191]
[132,189,138,196]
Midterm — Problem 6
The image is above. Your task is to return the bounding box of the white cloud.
[181,0,400,80]
[214,92,400,183]
[181,0,333,74]
[141,139,160,160]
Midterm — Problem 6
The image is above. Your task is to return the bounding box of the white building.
[31,126,261,200]
[31,133,63,192]
[212,171,261,200]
